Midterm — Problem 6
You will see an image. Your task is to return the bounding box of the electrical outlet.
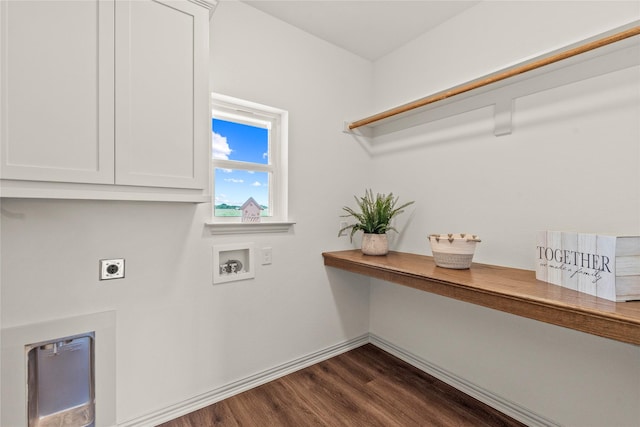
[261,247,272,265]
[100,259,125,280]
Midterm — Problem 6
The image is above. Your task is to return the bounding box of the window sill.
[206,221,295,235]
[322,250,640,346]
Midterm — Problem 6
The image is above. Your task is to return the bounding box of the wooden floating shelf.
[322,250,640,346]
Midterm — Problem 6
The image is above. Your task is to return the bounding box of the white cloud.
[212,132,232,160]
[225,178,244,183]
[262,152,268,159]
[251,181,262,187]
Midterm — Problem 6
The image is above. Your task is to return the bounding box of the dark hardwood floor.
[159,344,525,427]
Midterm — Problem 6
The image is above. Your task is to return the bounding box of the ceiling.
[240,1,480,61]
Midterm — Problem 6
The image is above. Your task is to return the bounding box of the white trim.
[211,93,285,116]
[206,221,295,235]
[118,333,557,427]
[187,0,217,18]
[369,334,560,427]
[0,179,209,202]
[210,93,289,224]
[118,334,369,427]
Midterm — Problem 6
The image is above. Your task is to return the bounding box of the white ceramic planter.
[362,233,389,255]
[429,233,481,269]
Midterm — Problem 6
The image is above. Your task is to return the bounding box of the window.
[210,94,289,228]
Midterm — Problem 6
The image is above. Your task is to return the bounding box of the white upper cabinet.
[0,0,213,201]
[1,0,115,184]
[115,0,209,189]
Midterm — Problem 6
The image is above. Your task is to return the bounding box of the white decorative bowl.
[428,233,481,269]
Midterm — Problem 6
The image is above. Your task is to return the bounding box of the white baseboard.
[118,334,369,427]
[120,333,557,427]
[369,333,560,427]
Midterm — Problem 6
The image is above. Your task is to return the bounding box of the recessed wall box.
[213,244,255,284]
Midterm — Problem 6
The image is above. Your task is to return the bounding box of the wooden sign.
[536,231,640,302]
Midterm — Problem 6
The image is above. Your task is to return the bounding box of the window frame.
[208,93,291,232]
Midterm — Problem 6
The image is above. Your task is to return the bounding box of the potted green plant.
[339,189,414,255]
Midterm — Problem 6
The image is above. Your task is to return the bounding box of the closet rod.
[348,25,640,131]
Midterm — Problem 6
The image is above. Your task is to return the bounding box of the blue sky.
[212,119,269,207]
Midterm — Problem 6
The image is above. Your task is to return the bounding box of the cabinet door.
[115,0,209,189]
[1,0,114,184]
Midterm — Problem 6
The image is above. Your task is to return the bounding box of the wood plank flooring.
[159,344,525,427]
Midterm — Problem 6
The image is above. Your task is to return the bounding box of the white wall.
[368,1,640,426]
[0,1,373,423]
